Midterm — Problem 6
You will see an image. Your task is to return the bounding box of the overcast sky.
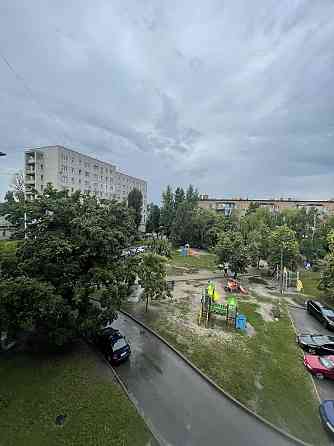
[1,0,334,202]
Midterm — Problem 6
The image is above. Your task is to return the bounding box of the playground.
[125,267,325,444]
[123,247,328,444]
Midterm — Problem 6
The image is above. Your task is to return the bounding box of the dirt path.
[167,270,226,282]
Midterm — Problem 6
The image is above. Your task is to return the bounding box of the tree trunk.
[145,294,149,312]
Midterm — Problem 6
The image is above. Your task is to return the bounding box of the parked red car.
[304,354,334,380]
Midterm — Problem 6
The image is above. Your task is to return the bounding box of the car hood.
[304,355,325,371]
[321,400,334,426]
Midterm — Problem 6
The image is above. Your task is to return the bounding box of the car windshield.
[312,336,334,344]
[319,358,334,369]
[113,338,127,352]
[323,308,334,316]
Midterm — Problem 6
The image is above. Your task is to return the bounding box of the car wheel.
[323,320,329,329]
[307,305,311,314]
[315,373,324,380]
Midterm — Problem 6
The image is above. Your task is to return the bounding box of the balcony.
[26,167,35,174]
[26,156,35,165]
[25,177,36,185]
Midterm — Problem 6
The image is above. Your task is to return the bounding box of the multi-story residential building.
[199,195,334,216]
[24,146,147,229]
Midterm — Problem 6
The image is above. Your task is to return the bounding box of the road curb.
[86,340,161,446]
[120,309,312,446]
[288,304,307,310]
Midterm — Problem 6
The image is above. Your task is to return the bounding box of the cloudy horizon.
[1,0,334,202]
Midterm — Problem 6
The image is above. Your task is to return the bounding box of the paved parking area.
[289,306,334,402]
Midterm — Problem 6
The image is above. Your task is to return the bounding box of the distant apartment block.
[24,146,147,228]
[199,195,334,216]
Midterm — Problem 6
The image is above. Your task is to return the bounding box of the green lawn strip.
[300,271,323,298]
[169,250,218,271]
[0,346,151,446]
[128,301,328,445]
[239,303,325,443]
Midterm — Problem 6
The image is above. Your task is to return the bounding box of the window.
[72,168,74,173]
[2,230,6,237]
[41,175,44,181]
[41,185,44,191]
[79,169,82,175]
[40,164,44,170]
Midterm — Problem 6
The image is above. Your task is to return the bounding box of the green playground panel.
[210,303,237,316]
[210,303,227,315]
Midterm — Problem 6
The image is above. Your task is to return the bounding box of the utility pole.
[280,245,284,294]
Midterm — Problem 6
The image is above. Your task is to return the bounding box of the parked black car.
[297,334,334,355]
[319,400,334,435]
[307,300,334,330]
[94,326,131,364]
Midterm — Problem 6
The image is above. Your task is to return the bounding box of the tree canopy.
[146,203,160,233]
[0,186,137,346]
[215,231,249,276]
[128,188,143,230]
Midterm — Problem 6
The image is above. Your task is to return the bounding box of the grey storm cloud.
[0,0,334,202]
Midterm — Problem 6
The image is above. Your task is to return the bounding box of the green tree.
[240,208,273,239]
[146,203,160,233]
[248,225,270,268]
[245,201,260,215]
[147,239,172,258]
[128,188,143,230]
[319,231,334,299]
[0,186,137,347]
[215,231,249,277]
[191,208,219,248]
[160,185,175,237]
[267,225,300,270]
[137,252,170,312]
[170,201,194,246]
[174,187,185,210]
[185,184,199,208]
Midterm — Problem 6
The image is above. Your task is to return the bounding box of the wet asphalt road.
[289,307,334,402]
[113,313,300,446]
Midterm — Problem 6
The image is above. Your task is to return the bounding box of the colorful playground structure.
[276,267,304,293]
[224,279,247,294]
[198,281,247,331]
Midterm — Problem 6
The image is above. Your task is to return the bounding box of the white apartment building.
[24,146,147,228]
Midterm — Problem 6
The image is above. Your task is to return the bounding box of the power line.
[0,49,73,145]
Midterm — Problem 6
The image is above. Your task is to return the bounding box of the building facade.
[24,146,147,228]
[199,195,334,216]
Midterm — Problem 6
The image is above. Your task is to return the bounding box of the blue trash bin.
[236,314,247,331]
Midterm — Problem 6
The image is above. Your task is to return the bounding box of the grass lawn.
[0,342,151,446]
[0,239,19,253]
[169,249,218,271]
[300,271,323,298]
[126,300,329,445]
